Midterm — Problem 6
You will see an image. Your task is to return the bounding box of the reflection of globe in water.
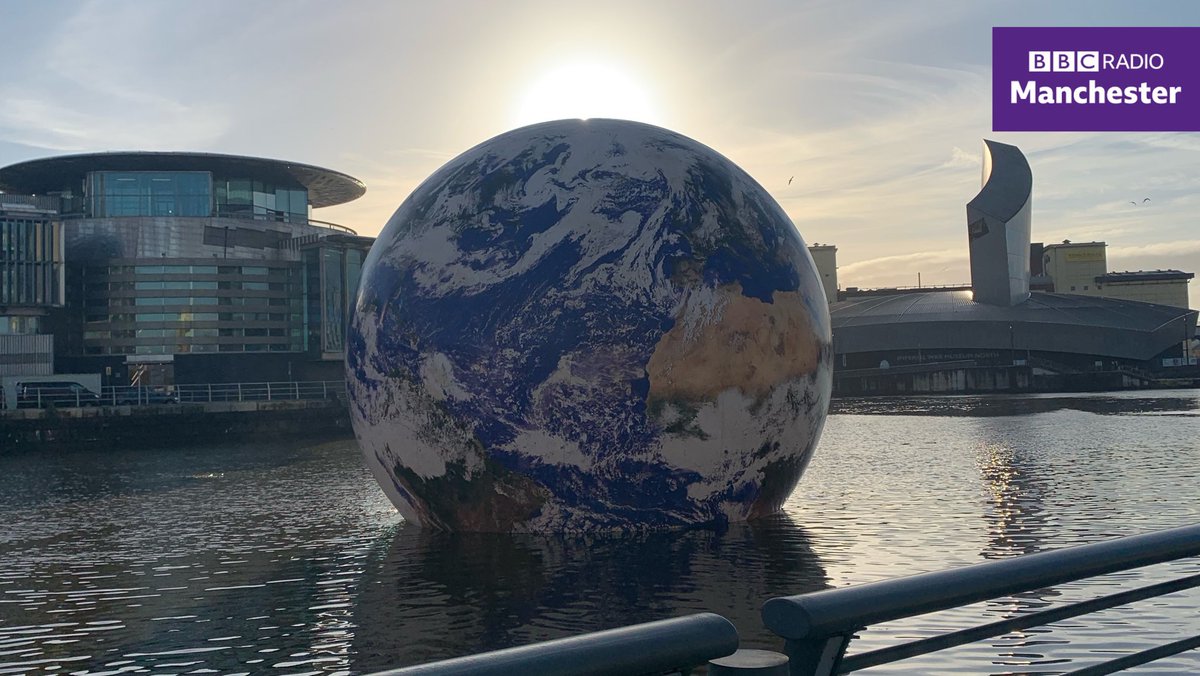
[347,118,832,532]
[350,516,828,670]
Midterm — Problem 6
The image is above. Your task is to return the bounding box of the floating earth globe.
[347,118,832,532]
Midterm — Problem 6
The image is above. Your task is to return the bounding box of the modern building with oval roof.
[0,152,373,387]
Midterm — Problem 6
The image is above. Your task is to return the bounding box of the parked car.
[17,381,103,408]
[114,386,178,405]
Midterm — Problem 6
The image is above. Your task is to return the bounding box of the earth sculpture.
[347,119,832,532]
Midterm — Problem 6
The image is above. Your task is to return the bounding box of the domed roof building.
[829,140,1197,394]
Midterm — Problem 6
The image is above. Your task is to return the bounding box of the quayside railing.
[764,522,1200,675]
[372,523,1200,676]
[4,380,345,410]
[375,613,739,676]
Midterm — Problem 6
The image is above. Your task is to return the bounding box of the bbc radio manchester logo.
[1013,50,1181,105]
[993,27,1198,131]
[1026,51,1163,73]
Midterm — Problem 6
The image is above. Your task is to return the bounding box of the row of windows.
[85,342,302,355]
[1,219,60,261]
[1,219,63,306]
[84,327,295,340]
[216,179,307,219]
[81,172,312,221]
[86,296,293,307]
[92,281,290,291]
[101,264,289,276]
[85,312,298,323]
[0,315,42,335]
[88,171,213,218]
[1,262,62,307]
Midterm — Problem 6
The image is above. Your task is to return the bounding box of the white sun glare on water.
[513,60,663,127]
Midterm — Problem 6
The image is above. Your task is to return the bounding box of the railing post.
[783,635,853,676]
[238,383,243,402]
[267,382,272,401]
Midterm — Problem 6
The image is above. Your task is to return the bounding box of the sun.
[513,61,662,127]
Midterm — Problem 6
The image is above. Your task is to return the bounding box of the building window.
[87,171,213,217]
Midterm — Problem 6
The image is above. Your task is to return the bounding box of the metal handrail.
[7,381,345,410]
[374,613,739,676]
[761,523,1200,675]
[350,526,1200,675]
[841,572,1200,672]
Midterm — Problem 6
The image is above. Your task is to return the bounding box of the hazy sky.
[2,1,1198,299]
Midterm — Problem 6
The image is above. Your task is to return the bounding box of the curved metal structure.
[830,289,1196,364]
[966,140,1032,306]
[0,151,365,208]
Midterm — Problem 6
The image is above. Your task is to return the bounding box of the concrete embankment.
[0,400,353,450]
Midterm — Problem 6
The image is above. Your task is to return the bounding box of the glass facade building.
[0,209,64,310]
[84,170,311,222]
[87,171,213,218]
[0,152,369,384]
[301,238,367,358]
[78,260,302,356]
[0,206,63,377]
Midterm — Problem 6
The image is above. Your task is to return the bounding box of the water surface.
[2,390,1199,674]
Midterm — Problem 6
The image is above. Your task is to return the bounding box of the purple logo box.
[994,27,1200,131]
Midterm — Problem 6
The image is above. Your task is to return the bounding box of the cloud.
[0,92,229,153]
[943,146,981,169]
[0,0,1198,295]
[0,3,234,152]
[1108,240,1200,259]
[837,248,969,288]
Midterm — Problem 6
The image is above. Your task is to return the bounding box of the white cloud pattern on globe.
[348,119,832,532]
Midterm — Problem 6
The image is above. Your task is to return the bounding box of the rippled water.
[2,390,1199,674]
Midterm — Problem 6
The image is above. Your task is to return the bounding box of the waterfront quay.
[0,380,351,449]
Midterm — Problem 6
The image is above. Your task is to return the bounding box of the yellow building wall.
[808,245,838,304]
[1043,242,1107,294]
[1095,280,1190,309]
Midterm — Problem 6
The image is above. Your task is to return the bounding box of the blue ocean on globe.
[348,119,832,532]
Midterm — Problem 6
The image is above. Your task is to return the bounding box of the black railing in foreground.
[762,523,1200,675]
[365,525,1200,675]
[375,613,739,676]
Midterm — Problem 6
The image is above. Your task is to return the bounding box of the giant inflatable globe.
[348,119,832,532]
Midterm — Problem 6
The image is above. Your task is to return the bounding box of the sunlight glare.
[514,61,661,127]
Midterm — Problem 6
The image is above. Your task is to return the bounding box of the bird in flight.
[787,176,794,185]
[1143,197,1151,203]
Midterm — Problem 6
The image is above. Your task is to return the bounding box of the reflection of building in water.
[350,516,827,671]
